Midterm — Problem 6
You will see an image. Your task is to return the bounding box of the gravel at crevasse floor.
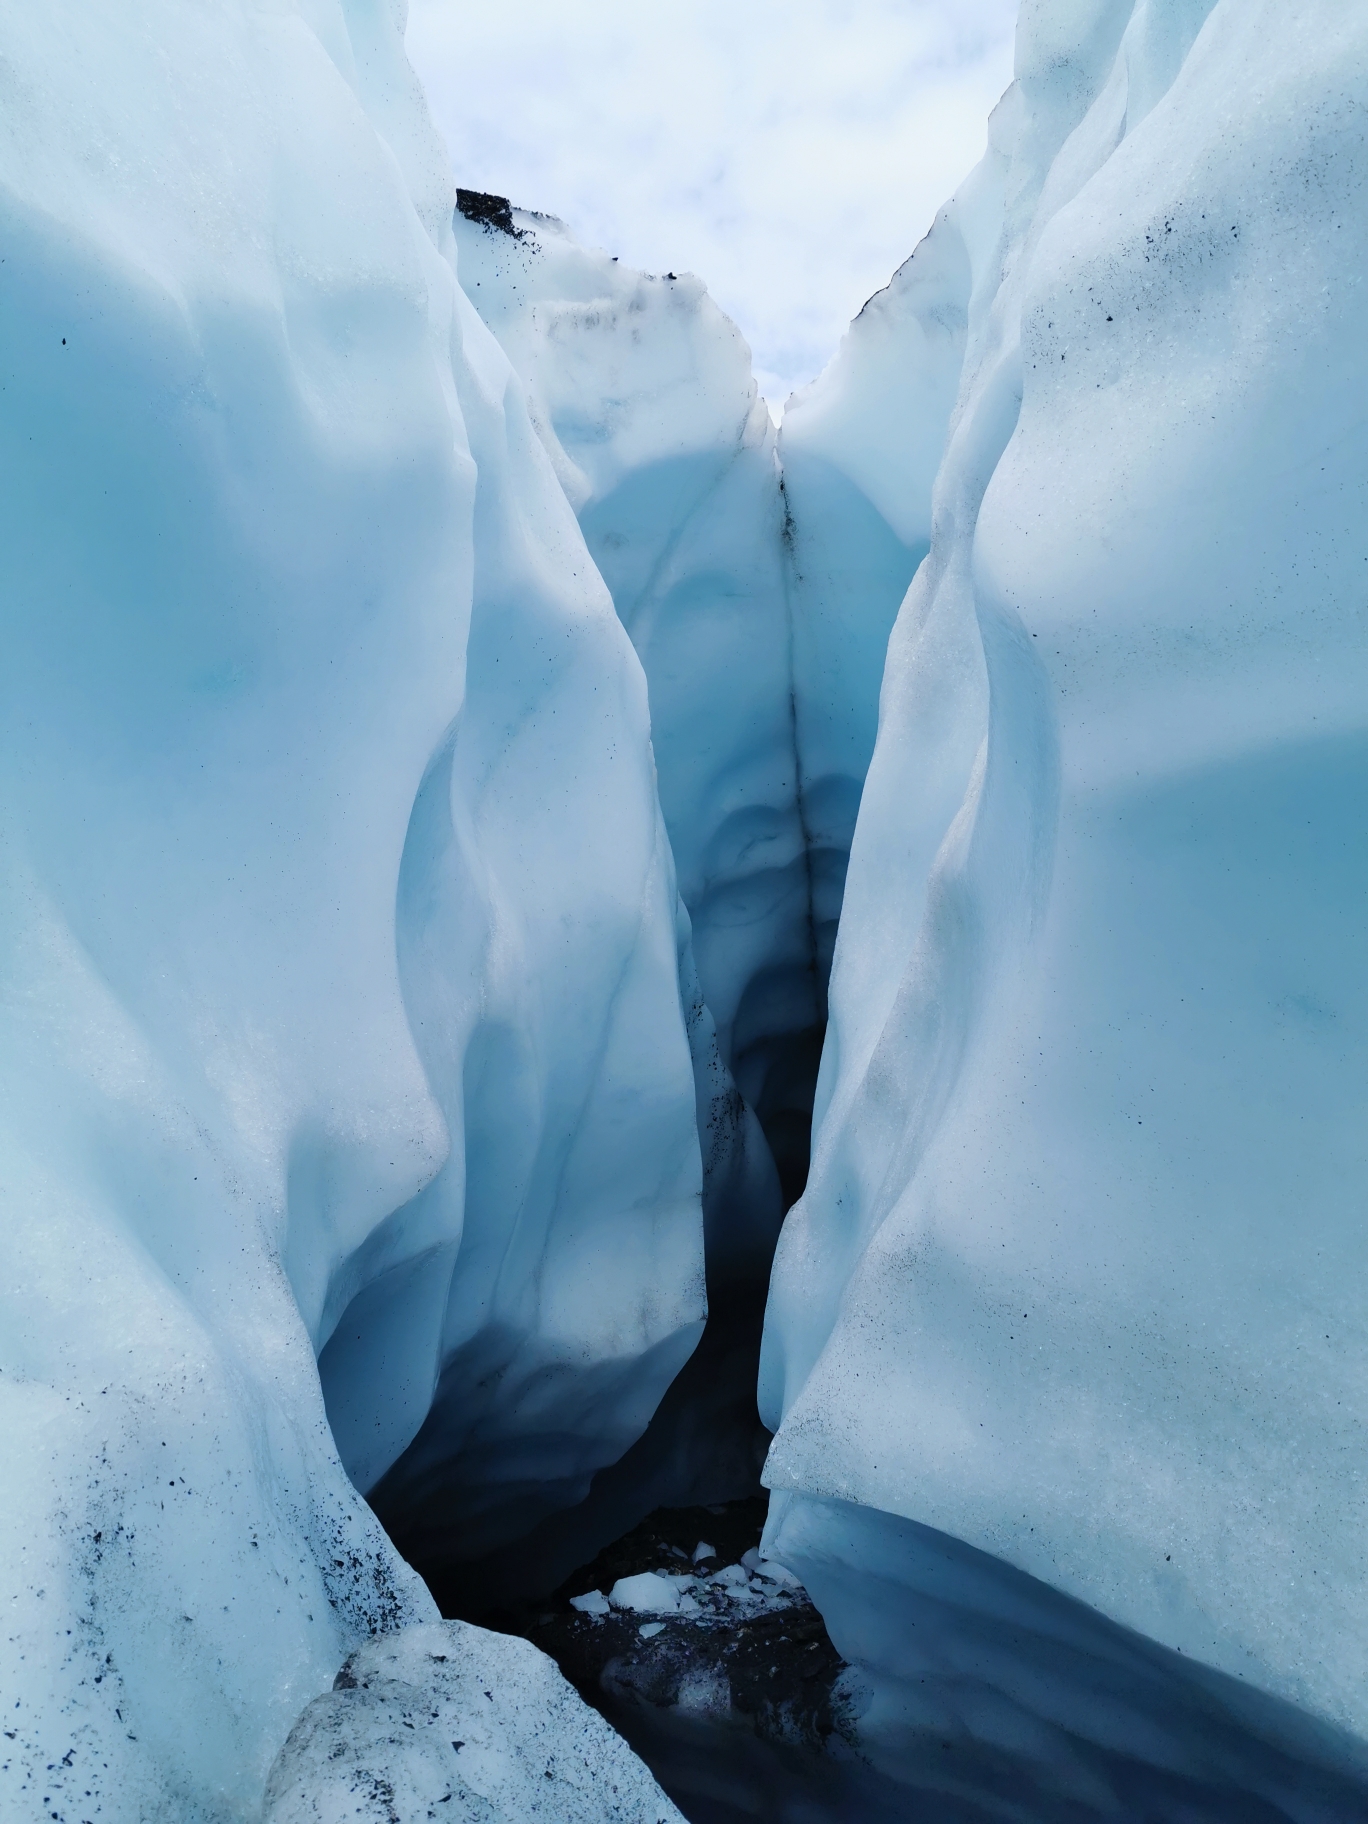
[477,1498,924,1824]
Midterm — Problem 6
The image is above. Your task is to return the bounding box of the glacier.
[4,0,1368,1816]
[0,0,699,1816]
[761,0,1368,1810]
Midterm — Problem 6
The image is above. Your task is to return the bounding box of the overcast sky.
[405,0,1017,404]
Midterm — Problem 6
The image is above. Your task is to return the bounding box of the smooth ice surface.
[767,1492,1368,1820]
[763,0,1368,1770]
[0,0,703,1814]
[779,207,969,1028]
[263,1620,683,1823]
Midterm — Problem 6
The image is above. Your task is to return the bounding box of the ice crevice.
[5,0,1368,1819]
[359,184,935,1621]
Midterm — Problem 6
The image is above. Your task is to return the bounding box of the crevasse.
[4,0,1368,1819]
[363,200,946,1616]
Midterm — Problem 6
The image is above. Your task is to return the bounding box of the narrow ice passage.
[363,197,945,1615]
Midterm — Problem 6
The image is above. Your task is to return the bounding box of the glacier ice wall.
[448,204,810,1209]
[363,208,791,1603]
[779,203,970,1060]
[762,0,1368,1794]
[446,199,965,1213]
[0,0,704,1814]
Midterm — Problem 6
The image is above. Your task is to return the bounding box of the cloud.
[406,0,1016,402]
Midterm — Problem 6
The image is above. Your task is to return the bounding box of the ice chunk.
[708,1564,751,1592]
[569,1590,611,1617]
[638,1622,667,1640]
[752,1559,803,1591]
[263,1620,683,1822]
[609,1572,682,1615]
[692,1541,717,1563]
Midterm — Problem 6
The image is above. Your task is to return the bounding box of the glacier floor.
[391,1495,1368,1824]
[429,1497,905,1824]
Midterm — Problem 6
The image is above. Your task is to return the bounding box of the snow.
[0,0,703,1815]
[761,0,1368,1786]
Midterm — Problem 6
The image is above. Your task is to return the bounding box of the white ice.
[762,0,1368,1798]
[0,0,703,1815]
[609,1572,685,1616]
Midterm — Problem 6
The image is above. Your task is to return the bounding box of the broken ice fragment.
[609,1572,680,1614]
[709,1564,750,1591]
[754,1561,803,1591]
[569,1590,610,1617]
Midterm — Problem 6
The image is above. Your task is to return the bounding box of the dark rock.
[456,189,522,237]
